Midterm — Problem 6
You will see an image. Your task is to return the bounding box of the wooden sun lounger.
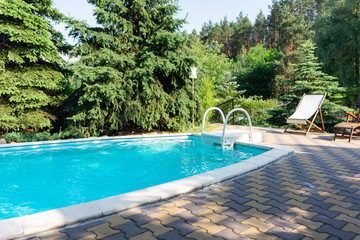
[333,111,360,142]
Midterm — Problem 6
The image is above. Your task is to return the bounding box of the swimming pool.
[0,135,265,220]
[0,134,294,239]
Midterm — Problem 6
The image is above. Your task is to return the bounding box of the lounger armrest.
[344,111,357,122]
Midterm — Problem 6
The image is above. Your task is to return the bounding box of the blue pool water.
[0,136,266,220]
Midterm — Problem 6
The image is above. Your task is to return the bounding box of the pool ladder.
[201,107,253,148]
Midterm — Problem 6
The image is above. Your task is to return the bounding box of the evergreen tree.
[199,13,254,57]
[268,41,345,128]
[267,0,281,48]
[0,0,66,133]
[253,10,267,45]
[67,0,195,136]
[231,13,253,55]
[316,0,360,105]
[220,17,232,57]
[268,0,317,97]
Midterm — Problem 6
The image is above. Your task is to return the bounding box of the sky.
[53,0,272,44]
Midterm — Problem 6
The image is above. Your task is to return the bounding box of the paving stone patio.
[17,127,360,240]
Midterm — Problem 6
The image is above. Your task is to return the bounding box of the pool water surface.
[0,136,266,220]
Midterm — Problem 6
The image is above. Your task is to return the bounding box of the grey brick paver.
[265,216,300,231]
[125,212,155,226]
[220,210,250,222]
[242,208,273,221]
[83,219,107,229]
[223,201,251,212]
[129,232,157,240]
[336,213,360,226]
[266,226,304,240]
[113,222,147,238]
[264,206,296,220]
[217,218,250,233]
[318,224,356,239]
[307,205,340,218]
[173,210,204,224]
[186,229,222,240]
[182,203,208,215]
[185,196,210,206]
[37,231,68,240]
[265,199,293,211]
[263,192,290,203]
[213,228,247,240]
[312,214,347,229]
[303,198,333,209]
[166,219,199,235]
[87,223,120,239]
[158,230,192,240]
[342,223,360,235]
[329,204,360,217]
[243,200,272,212]
[141,220,173,236]
[60,226,92,240]
[103,233,127,240]
[224,194,251,204]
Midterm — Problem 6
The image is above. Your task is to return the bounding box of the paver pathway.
[18,127,360,240]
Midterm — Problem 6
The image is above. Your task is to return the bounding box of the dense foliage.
[236,97,279,126]
[232,45,278,99]
[316,0,360,105]
[66,0,196,136]
[184,37,232,111]
[0,0,66,133]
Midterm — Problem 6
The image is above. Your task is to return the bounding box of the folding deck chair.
[284,94,327,135]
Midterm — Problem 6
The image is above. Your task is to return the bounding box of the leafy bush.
[231,45,278,99]
[2,129,85,143]
[235,97,279,126]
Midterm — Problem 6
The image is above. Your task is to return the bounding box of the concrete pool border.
[0,133,294,240]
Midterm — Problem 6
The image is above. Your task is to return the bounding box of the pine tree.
[268,0,317,97]
[267,0,281,48]
[66,0,195,136]
[253,10,267,45]
[268,40,345,128]
[0,0,66,133]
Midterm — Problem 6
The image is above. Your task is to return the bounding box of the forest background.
[0,0,359,142]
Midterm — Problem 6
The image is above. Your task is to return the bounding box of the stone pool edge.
[0,133,294,240]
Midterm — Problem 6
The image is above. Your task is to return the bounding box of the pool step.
[201,130,263,147]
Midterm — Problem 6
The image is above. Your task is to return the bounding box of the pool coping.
[0,133,294,240]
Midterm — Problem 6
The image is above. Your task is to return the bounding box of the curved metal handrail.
[221,108,253,148]
[201,107,226,135]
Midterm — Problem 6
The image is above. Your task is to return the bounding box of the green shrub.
[2,129,85,143]
[235,97,279,126]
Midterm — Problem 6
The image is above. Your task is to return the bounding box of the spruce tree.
[268,40,345,129]
[67,0,195,136]
[0,0,66,133]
